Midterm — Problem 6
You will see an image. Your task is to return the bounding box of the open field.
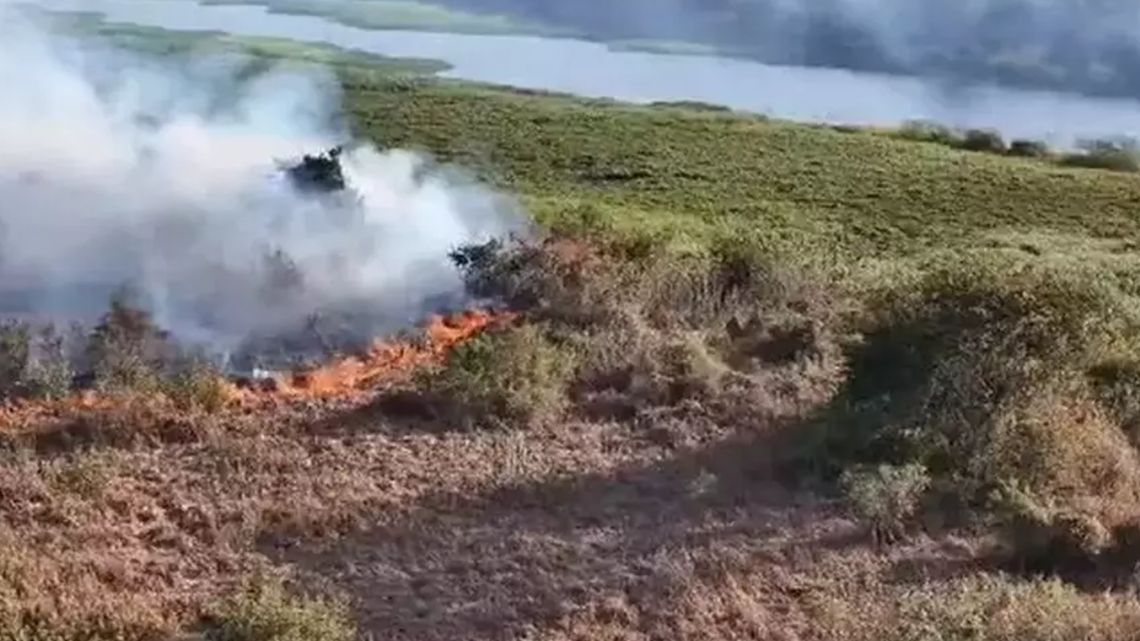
[10,22,1140,641]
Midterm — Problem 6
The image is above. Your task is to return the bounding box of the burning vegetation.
[0,147,521,424]
[283,145,348,194]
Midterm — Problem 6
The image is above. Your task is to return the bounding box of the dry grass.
[9,234,1140,639]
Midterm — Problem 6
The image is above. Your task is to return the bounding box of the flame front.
[226,308,517,403]
[0,308,518,427]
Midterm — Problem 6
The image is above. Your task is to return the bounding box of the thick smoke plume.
[0,4,527,371]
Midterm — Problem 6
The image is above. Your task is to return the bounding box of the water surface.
[38,0,1140,147]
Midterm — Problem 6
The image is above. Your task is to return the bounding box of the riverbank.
[198,0,571,37]
[43,9,452,75]
[137,0,1140,102]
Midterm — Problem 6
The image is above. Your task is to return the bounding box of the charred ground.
[11,37,1140,641]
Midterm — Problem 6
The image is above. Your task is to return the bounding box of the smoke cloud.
[0,3,528,371]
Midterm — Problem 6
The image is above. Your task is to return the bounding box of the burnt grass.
[15,74,1140,640]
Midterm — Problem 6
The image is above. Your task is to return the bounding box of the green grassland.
[41,10,451,76]
[345,78,1140,269]
[12,19,1140,641]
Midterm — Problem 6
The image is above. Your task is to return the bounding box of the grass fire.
[0,142,524,426]
[18,5,1140,641]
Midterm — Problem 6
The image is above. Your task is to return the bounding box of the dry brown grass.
[7,234,1140,640]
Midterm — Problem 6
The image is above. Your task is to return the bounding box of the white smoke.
[0,4,528,368]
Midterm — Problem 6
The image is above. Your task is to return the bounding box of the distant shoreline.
[177,0,1140,103]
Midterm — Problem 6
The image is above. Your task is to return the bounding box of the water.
[35,0,1140,147]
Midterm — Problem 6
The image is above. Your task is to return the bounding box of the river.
[34,0,1140,147]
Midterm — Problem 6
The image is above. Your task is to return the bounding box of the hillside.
[8,25,1140,641]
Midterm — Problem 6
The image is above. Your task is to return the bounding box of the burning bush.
[283,145,347,194]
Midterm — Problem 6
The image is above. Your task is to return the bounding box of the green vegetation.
[204,579,356,641]
[41,11,450,76]
[343,78,1140,264]
[197,0,570,37]
[13,22,1140,641]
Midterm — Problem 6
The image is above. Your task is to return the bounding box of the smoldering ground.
[0,4,529,372]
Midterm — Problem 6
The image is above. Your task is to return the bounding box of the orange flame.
[0,308,518,427]
[225,307,518,404]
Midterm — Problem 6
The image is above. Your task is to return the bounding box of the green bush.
[204,579,356,641]
[25,323,76,401]
[1008,138,1050,158]
[0,319,33,398]
[840,463,931,546]
[794,263,1138,501]
[84,292,172,396]
[1058,149,1140,172]
[162,350,230,412]
[895,120,960,146]
[960,128,1007,153]
[0,320,76,401]
[414,323,577,430]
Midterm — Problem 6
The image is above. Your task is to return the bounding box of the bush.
[450,232,850,429]
[162,349,231,412]
[841,463,931,546]
[1058,149,1140,172]
[25,323,76,401]
[895,120,960,146]
[84,291,172,395]
[959,128,1007,153]
[0,319,33,398]
[793,263,1140,524]
[1089,359,1140,444]
[204,578,356,641]
[990,480,1114,576]
[412,323,577,430]
[0,320,76,401]
[1008,138,1050,158]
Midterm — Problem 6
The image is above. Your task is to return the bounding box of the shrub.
[413,323,577,430]
[0,319,32,398]
[452,232,849,429]
[1008,138,1050,158]
[895,120,960,146]
[960,128,1007,153]
[1058,149,1140,172]
[793,263,1140,508]
[841,463,931,546]
[204,578,356,641]
[162,349,231,412]
[0,320,77,401]
[84,291,172,395]
[990,480,1114,576]
[25,323,76,400]
[1089,359,1140,445]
